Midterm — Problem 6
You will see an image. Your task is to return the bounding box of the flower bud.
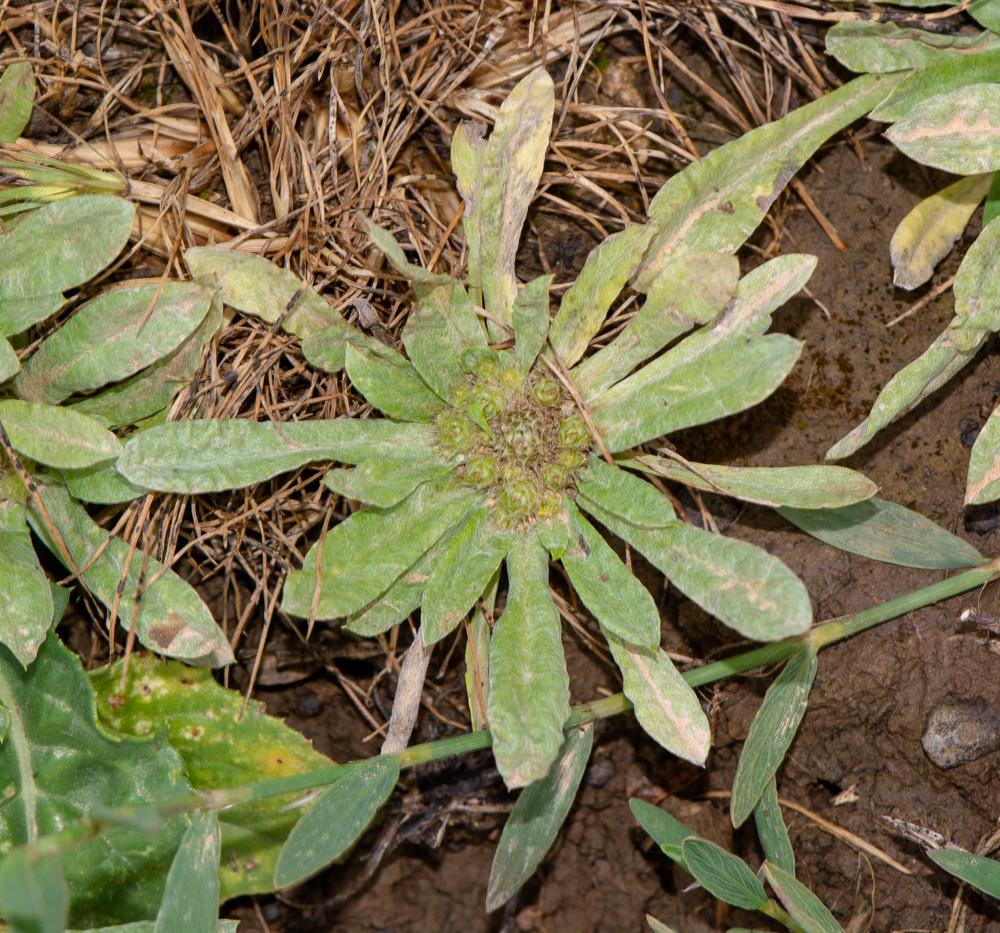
[530,377,561,407]
[437,412,478,450]
[557,414,590,449]
[540,462,568,489]
[464,456,497,487]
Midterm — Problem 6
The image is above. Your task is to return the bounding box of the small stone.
[922,695,1000,768]
[959,417,981,449]
[261,902,281,923]
[296,690,324,718]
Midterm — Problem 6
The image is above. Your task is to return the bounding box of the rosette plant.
[115,67,892,788]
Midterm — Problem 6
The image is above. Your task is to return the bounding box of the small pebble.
[296,690,324,718]
[959,417,981,449]
[261,902,281,923]
[922,696,1000,769]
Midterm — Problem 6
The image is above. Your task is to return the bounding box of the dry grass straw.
[0,0,845,723]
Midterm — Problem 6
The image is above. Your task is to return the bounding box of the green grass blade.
[485,723,593,911]
[929,848,1000,897]
[754,778,795,876]
[763,861,845,933]
[681,837,770,910]
[274,753,402,888]
[153,811,221,933]
[731,647,818,827]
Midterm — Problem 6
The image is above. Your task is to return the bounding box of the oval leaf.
[628,798,700,867]
[826,21,1000,73]
[929,848,1000,897]
[681,837,770,910]
[0,62,34,144]
[762,861,845,933]
[0,400,120,469]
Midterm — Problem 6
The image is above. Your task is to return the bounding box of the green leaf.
[871,50,1000,122]
[344,344,445,422]
[762,861,844,933]
[29,482,233,666]
[92,656,334,901]
[890,174,993,290]
[61,461,150,504]
[601,627,711,765]
[646,917,675,933]
[360,216,452,291]
[682,837,770,910]
[0,196,134,336]
[591,331,802,452]
[324,457,452,509]
[579,496,812,642]
[487,528,571,788]
[537,506,571,559]
[561,501,660,649]
[465,571,497,732]
[928,848,1000,897]
[628,798,699,867]
[632,75,900,290]
[274,754,401,888]
[0,853,68,933]
[0,336,18,383]
[185,246,352,340]
[779,498,984,568]
[967,399,1000,504]
[985,171,1000,226]
[453,68,554,329]
[13,282,213,405]
[117,418,437,493]
[755,778,795,876]
[0,631,191,926]
[153,810,220,933]
[485,723,594,911]
[971,0,1000,32]
[421,508,511,646]
[0,62,34,144]
[512,275,551,373]
[0,489,54,666]
[622,456,878,509]
[575,457,678,529]
[886,84,1000,175]
[731,647,818,827]
[401,284,486,401]
[572,252,739,398]
[953,213,1000,345]
[0,399,120,469]
[283,478,480,620]
[69,293,222,429]
[75,924,237,933]
[826,22,1000,73]
[549,224,655,366]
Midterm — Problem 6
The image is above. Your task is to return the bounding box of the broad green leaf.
[0,487,54,666]
[755,778,794,876]
[422,509,511,646]
[28,482,233,666]
[826,22,1000,73]
[929,848,1000,897]
[572,252,739,397]
[0,62,34,143]
[986,171,1000,226]
[828,325,987,459]
[117,417,437,493]
[972,0,1000,32]
[282,477,481,620]
[0,852,67,933]
[0,337,18,382]
[61,461,149,504]
[360,216,452,291]
[730,648,818,827]
[623,456,877,509]
[76,924,237,933]
[549,224,654,366]
[561,501,660,649]
[886,84,1000,175]
[953,214,1000,346]
[324,457,452,509]
[763,862,844,933]
[575,457,677,528]
[454,68,554,330]
[713,254,818,338]
[579,495,811,641]
[601,626,710,765]
[186,246,350,340]
[488,529,571,788]
[0,196,133,336]
[92,656,334,901]
[0,399,120,469]
[274,754,401,888]
[465,571,497,732]
[512,275,551,373]
[344,344,445,422]
[0,631,191,926]
[401,284,486,401]
[779,498,984,568]
[628,799,699,867]
[591,332,802,452]
[682,837,769,910]
[632,75,900,290]
[14,282,213,405]
[153,810,220,933]
[485,723,594,911]
[69,293,223,429]
[537,506,571,559]
[890,174,993,290]
[967,400,1000,503]
[871,51,1000,122]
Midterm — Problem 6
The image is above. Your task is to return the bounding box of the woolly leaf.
[826,22,1000,73]
[0,400,120,469]
[512,275,551,373]
[344,344,446,422]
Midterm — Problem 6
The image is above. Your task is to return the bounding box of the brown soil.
[221,136,1000,932]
